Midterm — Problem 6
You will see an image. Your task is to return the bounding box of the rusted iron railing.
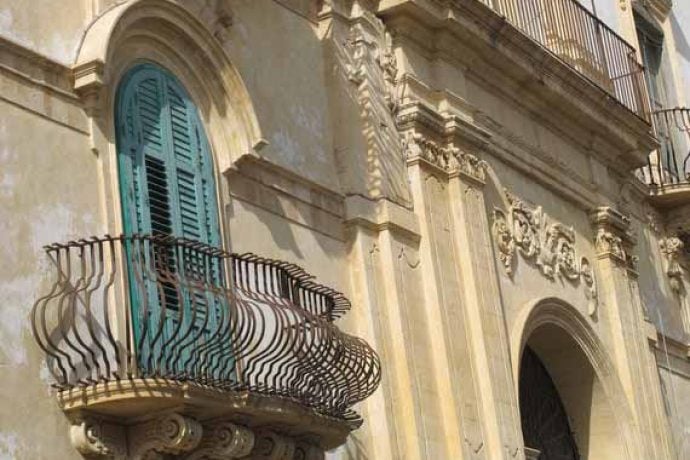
[641,108,690,187]
[31,235,380,424]
[477,0,650,121]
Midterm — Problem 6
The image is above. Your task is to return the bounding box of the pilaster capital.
[590,206,637,270]
[403,131,488,184]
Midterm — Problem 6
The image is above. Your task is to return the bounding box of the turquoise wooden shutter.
[115,63,223,375]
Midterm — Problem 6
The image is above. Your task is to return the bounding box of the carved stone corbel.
[294,442,326,460]
[250,430,296,460]
[660,236,685,293]
[70,418,127,459]
[128,413,202,459]
[184,421,255,460]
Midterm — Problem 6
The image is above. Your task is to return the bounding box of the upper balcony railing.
[31,234,381,426]
[641,108,690,190]
[478,0,650,121]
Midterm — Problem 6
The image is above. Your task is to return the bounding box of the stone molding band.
[70,414,324,460]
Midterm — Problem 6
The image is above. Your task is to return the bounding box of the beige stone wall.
[0,0,688,459]
[0,45,101,459]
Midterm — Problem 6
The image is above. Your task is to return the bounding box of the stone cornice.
[378,0,657,169]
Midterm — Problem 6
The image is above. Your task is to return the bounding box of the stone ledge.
[344,195,421,241]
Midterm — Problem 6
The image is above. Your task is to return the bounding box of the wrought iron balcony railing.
[641,107,690,189]
[477,0,650,121]
[31,234,381,426]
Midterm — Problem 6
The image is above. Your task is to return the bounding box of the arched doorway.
[520,346,579,459]
[518,322,628,459]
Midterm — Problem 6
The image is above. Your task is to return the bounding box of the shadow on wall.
[224,169,304,260]
[671,12,690,63]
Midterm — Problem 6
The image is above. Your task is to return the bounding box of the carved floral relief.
[492,190,598,312]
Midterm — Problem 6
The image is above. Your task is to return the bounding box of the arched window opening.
[115,63,226,374]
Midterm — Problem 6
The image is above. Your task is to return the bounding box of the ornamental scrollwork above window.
[491,190,597,314]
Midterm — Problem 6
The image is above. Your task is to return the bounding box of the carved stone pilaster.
[70,418,127,459]
[249,430,296,460]
[128,413,202,459]
[184,421,254,460]
[660,236,685,293]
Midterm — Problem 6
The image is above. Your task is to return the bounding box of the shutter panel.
[116,64,224,375]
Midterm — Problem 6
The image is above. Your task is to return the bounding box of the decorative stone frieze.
[403,132,488,182]
[492,190,597,311]
[68,413,325,460]
[660,236,685,293]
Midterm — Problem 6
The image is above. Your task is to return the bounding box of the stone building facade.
[0,0,689,458]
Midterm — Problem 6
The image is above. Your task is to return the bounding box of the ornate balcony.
[477,0,650,121]
[31,235,380,459]
[642,108,690,203]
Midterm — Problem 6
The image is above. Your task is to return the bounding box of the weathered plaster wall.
[658,359,690,458]
[0,0,89,64]
[670,0,690,106]
[211,0,339,190]
[0,93,101,458]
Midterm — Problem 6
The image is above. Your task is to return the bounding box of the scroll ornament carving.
[70,418,126,459]
[492,190,598,312]
[251,430,296,460]
[68,414,323,459]
[128,413,202,459]
[403,132,487,181]
[185,421,255,460]
[660,236,685,293]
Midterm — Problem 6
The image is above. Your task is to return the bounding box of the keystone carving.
[660,236,685,293]
[492,190,598,312]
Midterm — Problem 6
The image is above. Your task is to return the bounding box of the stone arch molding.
[511,297,643,459]
[73,0,265,173]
